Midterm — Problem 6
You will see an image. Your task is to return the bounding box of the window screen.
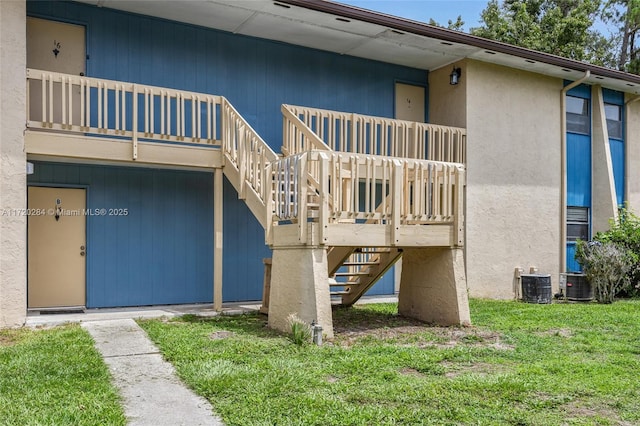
[605,103,623,140]
[566,96,590,135]
[567,206,589,242]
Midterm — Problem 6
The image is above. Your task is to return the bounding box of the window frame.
[566,95,590,136]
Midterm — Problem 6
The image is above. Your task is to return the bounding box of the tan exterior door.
[28,187,86,308]
[395,82,425,122]
[27,17,86,123]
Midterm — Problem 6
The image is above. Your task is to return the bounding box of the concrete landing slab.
[82,319,223,426]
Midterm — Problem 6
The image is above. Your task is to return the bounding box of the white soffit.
[74,0,640,94]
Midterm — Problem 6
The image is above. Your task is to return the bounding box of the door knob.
[80,245,85,250]
[80,251,85,256]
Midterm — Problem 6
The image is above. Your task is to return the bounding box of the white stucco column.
[398,248,470,326]
[591,85,619,233]
[0,0,27,327]
[268,247,334,339]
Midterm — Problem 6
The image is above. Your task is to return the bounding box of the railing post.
[298,153,308,244]
[265,162,274,245]
[132,83,138,160]
[318,152,329,245]
[453,166,465,247]
[391,159,402,246]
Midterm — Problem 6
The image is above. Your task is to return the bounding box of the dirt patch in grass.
[535,328,573,338]
[399,367,425,377]
[442,361,510,378]
[334,322,513,351]
[562,401,634,426]
[0,331,21,347]
[209,331,234,340]
[326,375,339,383]
[427,328,514,350]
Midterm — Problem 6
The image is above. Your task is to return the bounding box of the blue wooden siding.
[366,270,395,295]
[222,177,271,302]
[27,162,214,308]
[27,1,427,152]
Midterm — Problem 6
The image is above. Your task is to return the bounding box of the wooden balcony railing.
[270,151,465,246]
[27,68,224,158]
[282,104,466,164]
[26,68,277,227]
[26,69,465,247]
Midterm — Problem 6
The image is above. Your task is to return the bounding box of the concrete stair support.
[268,247,334,339]
[398,248,470,326]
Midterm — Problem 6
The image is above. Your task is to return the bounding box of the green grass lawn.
[0,324,126,426]
[139,300,640,426]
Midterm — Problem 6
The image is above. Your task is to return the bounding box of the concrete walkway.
[82,319,224,426]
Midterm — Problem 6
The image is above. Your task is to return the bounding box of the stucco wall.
[0,0,27,327]
[625,95,640,210]
[428,61,466,128]
[464,60,562,299]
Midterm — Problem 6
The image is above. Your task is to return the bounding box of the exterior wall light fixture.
[449,67,462,85]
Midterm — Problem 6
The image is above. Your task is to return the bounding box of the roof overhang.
[75,0,640,94]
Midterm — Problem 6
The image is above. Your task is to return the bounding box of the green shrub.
[575,241,635,303]
[591,206,640,297]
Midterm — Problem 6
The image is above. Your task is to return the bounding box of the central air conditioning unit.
[559,273,593,302]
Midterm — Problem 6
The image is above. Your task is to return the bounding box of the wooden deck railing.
[26,69,465,247]
[282,104,466,163]
[271,151,465,245]
[26,69,277,222]
[27,69,224,159]
[221,99,278,205]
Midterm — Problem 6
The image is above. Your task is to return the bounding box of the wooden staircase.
[328,247,402,306]
[270,153,407,306]
[23,69,469,334]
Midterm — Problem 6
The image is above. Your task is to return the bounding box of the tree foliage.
[575,206,640,301]
[603,0,640,73]
[471,0,615,67]
[428,15,465,31]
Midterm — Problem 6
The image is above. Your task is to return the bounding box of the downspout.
[624,95,640,203]
[560,71,590,274]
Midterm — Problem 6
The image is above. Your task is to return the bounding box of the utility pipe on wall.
[560,71,590,274]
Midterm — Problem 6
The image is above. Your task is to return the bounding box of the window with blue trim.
[605,103,623,140]
[566,96,590,134]
[567,206,589,242]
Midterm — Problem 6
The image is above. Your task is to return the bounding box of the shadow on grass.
[173,303,422,338]
[331,303,425,333]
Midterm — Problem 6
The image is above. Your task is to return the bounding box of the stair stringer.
[339,248,403,306]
